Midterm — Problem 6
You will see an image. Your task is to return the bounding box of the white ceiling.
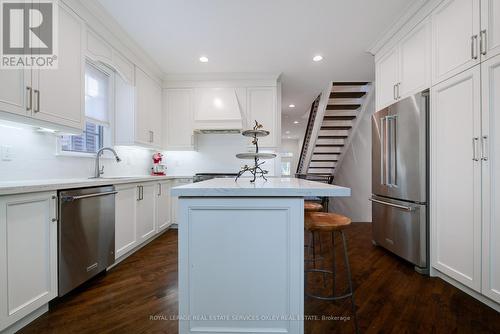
[97,0,413,139]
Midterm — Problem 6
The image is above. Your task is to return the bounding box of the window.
[281,161,291,176]
[60,61,112,154]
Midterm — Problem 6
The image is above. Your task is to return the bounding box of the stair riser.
[328,98,364,105]
[324,110,358,117]
[321,121,354,128]
[331,85,369,93]
[314,146,343,153]
[309,162,336,168]
[318,130,350,137]
[312,154,340,160]
[307,168,334,174]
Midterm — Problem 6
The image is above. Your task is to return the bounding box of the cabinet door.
[137,183,156,243]
[135,67,162,147]
[481,0,500,60]
[0,192,57,331]
[375,48,399,110]
[0,69,31,117]
[399,18,431,97]
[481,55,500,303]
[247,87,277,147]
[156,181,172,232]
[431,67,482,291]
[32,4,84,130]
[163,89,195,150]
[115,183,138,259]
[432,0,480,85]
[171,179,192,225]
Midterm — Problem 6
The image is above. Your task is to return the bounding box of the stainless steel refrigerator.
[371,90,429,274]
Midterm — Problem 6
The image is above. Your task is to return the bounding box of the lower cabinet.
[156,180,172,233]
[136,183,157,243]
[0,192,58,332]
[115,183,139,259]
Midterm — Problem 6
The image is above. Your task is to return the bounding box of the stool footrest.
[305,292,353,301]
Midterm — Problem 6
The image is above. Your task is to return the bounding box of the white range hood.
[193,87,245,133]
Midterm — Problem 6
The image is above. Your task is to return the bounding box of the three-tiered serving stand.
[235,121,277,182]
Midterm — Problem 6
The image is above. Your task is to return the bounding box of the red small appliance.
[151,152,166,175]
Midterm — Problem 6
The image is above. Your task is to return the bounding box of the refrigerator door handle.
[369,197,415,212]
[390,116,398,187]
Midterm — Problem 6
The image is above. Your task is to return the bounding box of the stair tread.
[308,166,335,169]
[315,145,344,147]
[327,104,361,110]
[332,82,369,86]
[323,115,357,120]
[330,91,366,99]
[318,135,348,139]
[311,160,338,162]
[321,126,352,130]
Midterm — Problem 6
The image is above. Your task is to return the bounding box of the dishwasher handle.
[62,191,118,202]
[369,197,415,212]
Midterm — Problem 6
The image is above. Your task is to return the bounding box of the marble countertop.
[171,177,351,197]
[0,175,193,196]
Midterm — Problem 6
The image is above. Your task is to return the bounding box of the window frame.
[56,59,115,158]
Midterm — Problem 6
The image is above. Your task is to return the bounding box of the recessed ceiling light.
[293,121,299,124]
[199,56,209,63]
[285,131,291,134]
[313,55,323,62]
[289,104,295,108]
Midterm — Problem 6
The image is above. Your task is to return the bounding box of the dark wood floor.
[20,223,500,334]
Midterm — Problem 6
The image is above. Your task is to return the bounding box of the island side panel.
[178,197,304,334]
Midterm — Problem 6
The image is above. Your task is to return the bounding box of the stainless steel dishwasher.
[58,186,116,296]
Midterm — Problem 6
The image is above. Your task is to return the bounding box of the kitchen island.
[172,177,350,334]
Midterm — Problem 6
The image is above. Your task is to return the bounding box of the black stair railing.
[296,94,321,175]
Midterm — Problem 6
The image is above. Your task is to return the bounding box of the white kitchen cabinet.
[432,0,481,85]
[375,18,431,111]
[193,87,245,131]
[480,54,500,304]
[171,178,193,225]
[399,18,431,97]
[375,48,399,110]
[163,89,196,150]
[0,191,58,332]
[135,67,162,148]
[480,0,500,61]
[431,66,482,291]
[32,3,84,131]
[115,183,139,259]
[136,183,157,243]
[247,87,278,147]
[156,180,172,232]
[0,3,84,133]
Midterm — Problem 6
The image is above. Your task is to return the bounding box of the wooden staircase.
[297,82,372,181]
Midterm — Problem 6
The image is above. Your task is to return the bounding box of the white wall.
[164,133,278,176]
[0,121,277,181]
[330,95,374,223]
[280,138,300,174]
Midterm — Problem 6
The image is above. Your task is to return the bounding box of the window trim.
[56,59,115,158]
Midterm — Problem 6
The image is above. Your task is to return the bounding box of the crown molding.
[163,72,281,88]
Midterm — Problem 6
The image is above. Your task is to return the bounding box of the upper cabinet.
[480,0,500,61]
[163,89,195,151]
[193,87,245,131]
[0,3,84,133]
[135,67,162,148]
[247,87,278,148]
[431,0,481,85]
[375,18,431,110]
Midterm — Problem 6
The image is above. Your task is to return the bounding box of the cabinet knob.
[52,218,57,222]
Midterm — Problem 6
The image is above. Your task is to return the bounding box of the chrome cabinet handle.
[137,186,142,201]
[471,35,479,60]
[482,135,489,161]
[369,198,414,212]
[158,183,162,196]
[473,137,480,161]
[397,83,401,99]
[480,29,487,56]
[26,86,32,111]
[149,131,154,143]
[34,89,40,112]
[393,84,397,100]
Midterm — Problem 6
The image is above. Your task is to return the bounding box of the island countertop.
[171,177,351,197]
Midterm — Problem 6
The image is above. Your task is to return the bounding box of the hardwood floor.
[20,223,500,334]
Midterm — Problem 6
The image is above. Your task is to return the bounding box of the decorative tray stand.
[235,121,277,182]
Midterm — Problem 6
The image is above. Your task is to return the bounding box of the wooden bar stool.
[304,201,324,267]
[304,201,323,212]
[304,212,359,334]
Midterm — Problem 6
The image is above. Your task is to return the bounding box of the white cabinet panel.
[0,69,30,117]
[432,0,480,85]
[376,48,399,110]
[115,183,138,259]
[163,89,195,150]
[137,183,156,243]
[247,87,277,147]
[135,67,162,148]
[481,0,500,61]
[156,181,172,232]
[0,192,57,331]
[431,67,482,291]
[481,55,500,303]
[32,4,84,130]
[171,178,192,225]
[86,30,112,64]
[399,18,431,97]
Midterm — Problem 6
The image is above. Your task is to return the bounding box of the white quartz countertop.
[0,175,193,196]
[171,177,351,197]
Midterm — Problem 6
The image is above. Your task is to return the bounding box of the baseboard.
[434,269,500,313]
[2,304,48,334]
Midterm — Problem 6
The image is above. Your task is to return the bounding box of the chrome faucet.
[93,147,121,178]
